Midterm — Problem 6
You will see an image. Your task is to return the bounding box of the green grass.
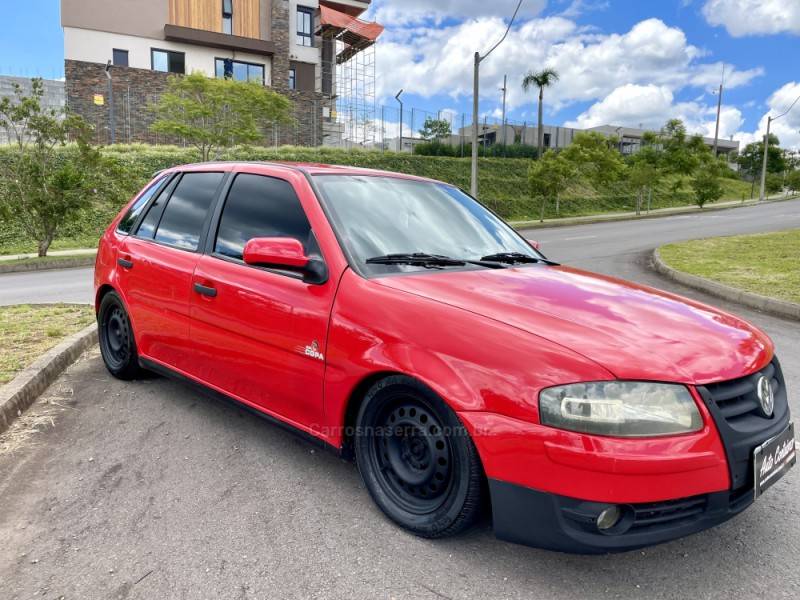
[0,304,95,384]
[659,229,800,305]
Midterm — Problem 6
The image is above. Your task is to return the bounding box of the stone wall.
[65,60,172,145]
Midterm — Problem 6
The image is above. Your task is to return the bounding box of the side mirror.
[242,237,328,285]
[527,239,541,251]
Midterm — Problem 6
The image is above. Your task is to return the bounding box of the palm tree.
[522,68,560,159]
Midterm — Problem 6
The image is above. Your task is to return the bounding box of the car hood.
[374,265,773,385]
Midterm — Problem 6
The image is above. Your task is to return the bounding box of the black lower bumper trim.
[489,479,753,554]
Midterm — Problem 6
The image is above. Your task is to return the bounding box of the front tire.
[98,291,140,380]
[355,376,484,538]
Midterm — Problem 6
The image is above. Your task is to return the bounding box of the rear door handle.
[193,283,218,298]
[118,257,134,269]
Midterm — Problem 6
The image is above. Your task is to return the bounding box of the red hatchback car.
[94,162,795,553]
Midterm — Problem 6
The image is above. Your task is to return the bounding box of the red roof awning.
[318,5,384,61]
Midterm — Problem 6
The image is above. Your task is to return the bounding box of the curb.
[651,248,800,322]
[0,323,98,435]
[0,256,96,275]
[511,194,798,231]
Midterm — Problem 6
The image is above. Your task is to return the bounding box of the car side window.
[214,173,319,261]
[136,176,179,240]
[149,172,224,251]
[117,175,167,235]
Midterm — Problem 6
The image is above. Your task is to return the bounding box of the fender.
[322,269,614,448]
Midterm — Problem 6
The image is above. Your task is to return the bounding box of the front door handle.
[193,283,218,298]
[118,257,134,269]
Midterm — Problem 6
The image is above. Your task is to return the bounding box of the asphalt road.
[1,199,800,599]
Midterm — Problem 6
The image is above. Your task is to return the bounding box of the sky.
[2,0,799,148]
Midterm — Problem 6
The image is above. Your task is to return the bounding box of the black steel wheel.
[355,376,484,538]
[98,291,140,380]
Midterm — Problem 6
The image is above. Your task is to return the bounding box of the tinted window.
[136,178,178,239]
[153,173,224,250]
[215,174,313,261]
[117,176,167,234]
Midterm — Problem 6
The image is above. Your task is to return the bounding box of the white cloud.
[735,82,800,150]
[702,0,800,37]
[369,0,546,26]
[565,83,744,138]
[374,16,761,117]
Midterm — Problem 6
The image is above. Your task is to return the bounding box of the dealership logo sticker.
[757,375,774,418]
[304,341,324,361]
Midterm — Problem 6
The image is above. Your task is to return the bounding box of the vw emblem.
[756,376,774,418]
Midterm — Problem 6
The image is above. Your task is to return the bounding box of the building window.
[289,68,296,90]
[222,0,233,35]
[215,58,265,84]
[113,49,129,67]
[297,6,314,47]
[151,49,185,74]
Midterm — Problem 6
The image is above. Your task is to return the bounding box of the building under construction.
[317,2,383,147]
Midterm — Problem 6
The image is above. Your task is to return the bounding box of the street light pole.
[470,0,523,198]
[758,92,800,201]
[712,66,724,158]
[105,60,116,145]
[501,74,508,154]
[395,89,404,153]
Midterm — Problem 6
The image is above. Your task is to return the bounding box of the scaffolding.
[318,5,382,148]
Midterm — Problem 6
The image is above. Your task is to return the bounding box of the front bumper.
[489,479,754,554]
[463,357,792,553]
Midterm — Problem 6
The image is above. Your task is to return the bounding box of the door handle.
[193,282,218,298]
[118,257,134,269]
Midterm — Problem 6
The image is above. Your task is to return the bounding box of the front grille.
[704,362,778,425]
[630,496,707,531]
[698,357,790,490]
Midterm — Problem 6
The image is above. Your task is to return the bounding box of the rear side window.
[117,176,167,234]
[152,172,224,251]
[214,174,314,261]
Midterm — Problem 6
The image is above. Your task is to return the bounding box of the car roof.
[157,161,439,184]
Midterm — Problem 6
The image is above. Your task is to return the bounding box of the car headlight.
[539,382,703,437]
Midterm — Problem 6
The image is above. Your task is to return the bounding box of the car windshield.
[313,175,543,275]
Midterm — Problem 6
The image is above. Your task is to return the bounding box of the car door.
[119,170,227,373]
[188,170,337,431]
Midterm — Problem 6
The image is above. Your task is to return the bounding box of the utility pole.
[712,66,724,157]
[501,74,508,154]
[105,60,116,145]
[759,92,800,201]
[395,89,403,153]
[471,0,523,198]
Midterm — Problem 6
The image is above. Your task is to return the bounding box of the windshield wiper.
[366,253,505,269]
[480,252,555,265]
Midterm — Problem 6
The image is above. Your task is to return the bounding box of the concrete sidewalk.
[0,248,97,262]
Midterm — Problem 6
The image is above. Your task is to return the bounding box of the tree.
[150,72,293,161]
[522,68,559,159]
[418,117,452,141]
[528,151,574,221]
[628,145,663,214]
[786,169,800,194]
[560,132,626,187]
[691,162,724,208]
[660,119,701,174]
[0,79,109,256]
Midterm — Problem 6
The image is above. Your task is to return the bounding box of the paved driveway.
[1,200,799,599]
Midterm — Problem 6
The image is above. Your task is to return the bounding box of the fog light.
[596,506,622,531]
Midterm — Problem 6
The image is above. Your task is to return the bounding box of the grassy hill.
[0,144,757,254]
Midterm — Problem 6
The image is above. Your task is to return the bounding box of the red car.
[94,162,795,553]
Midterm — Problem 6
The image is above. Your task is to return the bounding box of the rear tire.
[98,291,141,380]
[355,376,484,538]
